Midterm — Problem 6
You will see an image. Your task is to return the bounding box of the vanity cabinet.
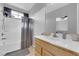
[35,43,42,55]
[35,38,79,56]
[42,49,53,56]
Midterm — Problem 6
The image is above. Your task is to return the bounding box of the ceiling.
[6,3,46,15]
[7,3,35,11]
[46,3,70,13]
[29,3,47,16]
[5,3,70,16]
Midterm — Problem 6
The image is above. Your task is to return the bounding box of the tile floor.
[4,46,35,56]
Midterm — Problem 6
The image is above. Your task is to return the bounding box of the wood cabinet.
[42,49,54,56]
[35,38,79,56]
[35,51,41,56]
[35,43,42,55]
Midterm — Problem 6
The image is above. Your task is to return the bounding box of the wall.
[45,3,77,33]
[77,4,79,34]
[0,3,3,47]
[45,15,56,33]
[0,3,21,55]
[31,8,45,35]
[4,17,21,51]
[0,3,3,37]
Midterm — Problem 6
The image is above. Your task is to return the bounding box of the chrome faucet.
[55,31,67,39]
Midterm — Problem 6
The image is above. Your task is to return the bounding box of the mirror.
[56,16,68,32]
[55,16,68,39]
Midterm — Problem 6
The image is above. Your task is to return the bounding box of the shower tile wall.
[0,4,4,55]
[4,18,21,53]
[0,3,22,55]
[0,4,3,44]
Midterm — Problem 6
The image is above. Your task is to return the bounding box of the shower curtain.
[21,16,33,49]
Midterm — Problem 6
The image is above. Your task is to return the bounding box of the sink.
[44,35,70,47]
[47,36,63,40]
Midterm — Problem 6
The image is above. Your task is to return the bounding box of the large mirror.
[56,16,68,39]
[56,16,68,32]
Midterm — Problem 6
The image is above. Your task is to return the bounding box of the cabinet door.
[42,49,54,56]
[35,43,42,55]
[35,39,79,56]
[35,51,41,56]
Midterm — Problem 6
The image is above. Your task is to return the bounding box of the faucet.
[62,33,66,39]
[53,32,58,37]
[55,31,67,39]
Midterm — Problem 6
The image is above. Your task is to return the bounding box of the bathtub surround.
[3,7,33,49]
[77,4,79,34]
[0,4,33,55]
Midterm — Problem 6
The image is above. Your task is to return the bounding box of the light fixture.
[56,18,62,21]
[56,16,68,21]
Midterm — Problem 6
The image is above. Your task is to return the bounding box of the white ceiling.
[46,3,70,13]
[6,3,70,15]
[7,3,35,11]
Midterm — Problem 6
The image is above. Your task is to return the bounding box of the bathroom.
[0,3,79,56]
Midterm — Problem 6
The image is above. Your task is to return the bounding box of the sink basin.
[46,36,63,40]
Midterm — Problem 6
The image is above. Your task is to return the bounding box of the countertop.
[34,35,79,53]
